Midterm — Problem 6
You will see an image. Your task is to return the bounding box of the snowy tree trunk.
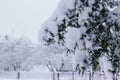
[112,73,118,80]
[17,71,20,80]
[53,72,58,80]
[57,72,60,80]
[53,72,57,80]
[88,70,94,80]
[72,71,74,80]
[89,71,92,80]
[113,75,116,80]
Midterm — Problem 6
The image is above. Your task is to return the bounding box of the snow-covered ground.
[0,71,113,80]
[0,72,52,80]
[0,71,94,80]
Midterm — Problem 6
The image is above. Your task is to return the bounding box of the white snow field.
[0,71,88,80]
[0,71,116,80]
[0,72,52,80]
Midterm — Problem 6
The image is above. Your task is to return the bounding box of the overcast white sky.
[0,0,59,43]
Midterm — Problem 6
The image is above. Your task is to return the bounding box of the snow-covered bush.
[22,44,72,72]
[0,35,33,71]
[0,35,71,72]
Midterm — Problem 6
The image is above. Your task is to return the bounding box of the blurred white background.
[0,0,59,43]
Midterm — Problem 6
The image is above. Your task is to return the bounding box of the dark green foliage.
[58,19,67,45]
[42,0,120,79]
[43,28,56,45]
[57,0,120,77]
[75,0,120,79]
